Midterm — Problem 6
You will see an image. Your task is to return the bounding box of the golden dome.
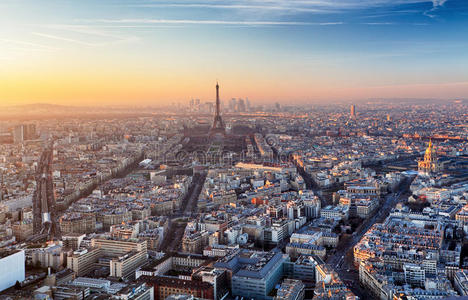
[425,140,434,155]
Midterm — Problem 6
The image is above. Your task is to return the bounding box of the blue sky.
[0,0,467,105]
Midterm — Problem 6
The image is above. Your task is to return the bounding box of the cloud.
[128,3,332,13]
[42,24,139,44]
[359,10,422,19]
[432,0,448,6]
[133,0,444,11]
[0,38,61,61]
[32,26,139,48]
[360,21,427,26]
[32,32,102,46]
[124,0,450,20]
[362,22,395,25]
[424,0,449,17]
[90,19,344,26]
[0,38,59,51]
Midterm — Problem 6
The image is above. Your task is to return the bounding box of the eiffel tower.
[210,81,226,136]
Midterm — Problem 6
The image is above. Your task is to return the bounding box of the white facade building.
[0,250,25,292]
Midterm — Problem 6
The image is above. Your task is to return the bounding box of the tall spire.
[216,81,220,117]
[210,81,226,136]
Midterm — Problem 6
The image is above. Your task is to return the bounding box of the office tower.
[230,98,237,112]
[24,124,37,140]
[12,124,37,143]
[237,98,246,112]
[275,102,281,112]
[350,104,356,118]
[12,125,24,143]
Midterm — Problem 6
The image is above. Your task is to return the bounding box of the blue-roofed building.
[214,249,288,299]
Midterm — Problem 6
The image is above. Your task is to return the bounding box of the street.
[159,171,207,252]
[325,176,415,299]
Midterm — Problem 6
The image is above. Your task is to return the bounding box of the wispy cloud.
[424,0,449,17]
[132,0,444,11]
[129,0,450,19]
[89,19,343,26]
[32,26,139,48]
[360,21,428,26]
[359,10,422,19]
[0,38,59,51]
[41,24,139,44]
[32,32,102,46]
[128,3,333,13]
[0,38,61,61]
[362,22,395,25]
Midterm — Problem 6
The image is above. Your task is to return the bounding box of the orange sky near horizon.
[2,71,468,106]
[2,0,468,106]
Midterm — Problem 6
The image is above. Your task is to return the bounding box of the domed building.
[418,140,442,175]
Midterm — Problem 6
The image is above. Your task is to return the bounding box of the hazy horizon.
[1,0,468,105]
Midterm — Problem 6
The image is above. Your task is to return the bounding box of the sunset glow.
[1,0,467,105]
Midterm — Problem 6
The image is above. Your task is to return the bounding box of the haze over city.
[1,2,468,300]
[1,0,468,106]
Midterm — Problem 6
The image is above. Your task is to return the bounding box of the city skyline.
[1,0,468,106]
[0,2,467,296]
[1,101,466,299]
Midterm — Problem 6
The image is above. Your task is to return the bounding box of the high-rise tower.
[350,104,356,118]
[210,82,226,135]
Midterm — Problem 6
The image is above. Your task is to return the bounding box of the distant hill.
[14,103,72,110]
[363,98,468,104]
[1,103,82,112]
[0,102,168,121]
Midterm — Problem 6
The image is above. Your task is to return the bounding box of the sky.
[1,0,468,106]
